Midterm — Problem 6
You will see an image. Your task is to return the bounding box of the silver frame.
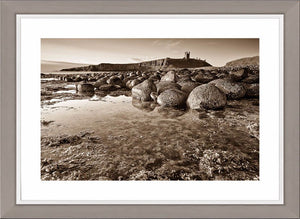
[1,0,299,218]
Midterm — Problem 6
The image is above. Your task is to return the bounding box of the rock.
[177,81,200,95]
[156,81,181,94]
[192,72,215,83]
[209,79,246,99]
[98,84,117,91]
[148,75,161,81]
[132,79,157,101]
[132,99,156,112]
[242,74,259,84]
[76,83,94,92]
[229,69,248,81]
[64,77,73,82]
[244,83,259,97]
[187,84,227,110]
[157,89,187,107]
[177,75,191,82]
[150,92,158,102]
[126,79,141,89]
[107,76,124,87]
[160,71,178,82]
[94,78,108,88]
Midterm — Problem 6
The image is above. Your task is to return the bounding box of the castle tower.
[184,51,190,59]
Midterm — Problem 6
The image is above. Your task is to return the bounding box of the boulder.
[177,75,191,82]
[157,89,187,108]
[98,84,117,91]
[209,79,246,99]
[131,99,156,112]
[229,69,248,81]
[244,83,259,97]
[132,79,157,101]
[242,74,259,84]
[150,92,158,102]
[192,72,215,83]
[187,84,227,110]
[107,76,124,87]
[126,79,141,89]
[76,83,94,92]
[94,78,107,88]
[156,81,181,94]
[160,71,178,82]
[177,81,200,95]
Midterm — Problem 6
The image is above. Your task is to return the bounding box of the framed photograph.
[1,0,299,218]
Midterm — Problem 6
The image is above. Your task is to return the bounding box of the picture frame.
[1,0,299,218]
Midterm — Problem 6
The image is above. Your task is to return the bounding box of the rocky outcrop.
[61,57,211,72]
[187,84,227,110]
[132,79,157,101]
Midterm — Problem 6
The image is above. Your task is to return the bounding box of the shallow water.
[41,87,259,180]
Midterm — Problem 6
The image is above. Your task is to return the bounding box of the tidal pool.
[41,94,259,181]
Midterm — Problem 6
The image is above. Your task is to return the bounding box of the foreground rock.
[209,79,246,99]
[187,84,227,110]
[157,89,187,107]
[132,79,156,101]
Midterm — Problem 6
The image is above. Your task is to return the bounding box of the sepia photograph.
[40,38,259,181]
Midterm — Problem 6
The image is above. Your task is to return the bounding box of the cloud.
[166,40,182,49]
[152,39,182,50]
[130,58,144,63]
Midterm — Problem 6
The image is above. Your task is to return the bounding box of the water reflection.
[77,91,95,97]
[131,99,157,112]
[155,106,186,118]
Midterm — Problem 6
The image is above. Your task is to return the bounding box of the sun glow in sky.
[41,38,259,67]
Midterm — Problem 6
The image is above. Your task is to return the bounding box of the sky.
[41,38,259,67]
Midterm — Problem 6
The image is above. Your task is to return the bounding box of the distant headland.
[60,52,212,72]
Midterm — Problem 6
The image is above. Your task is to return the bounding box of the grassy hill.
[225,56,259,67]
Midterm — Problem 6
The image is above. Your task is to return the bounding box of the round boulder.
[98,84,117,91]
[107,76,124,87]
[192,72,215,83]
[156,81,181,94]
[126,79,141,89]
[229,69,248,81]
[160,71,178,83]
[132,79,157,101]
[157,89,187,108]
[76,83,94,92]
[177,81,200,95]
[209,79,246,99]
[187,84,227,110]
[94,78,108,88]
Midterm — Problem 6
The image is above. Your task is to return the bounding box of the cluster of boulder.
[131,66,259,110]
[43,65,259,110]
